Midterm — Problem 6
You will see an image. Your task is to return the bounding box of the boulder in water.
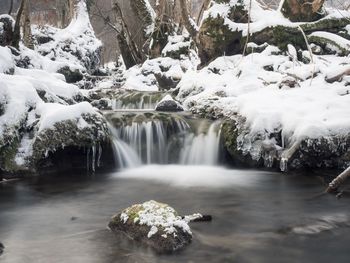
[108,200,193,254]
[155,95,184,112]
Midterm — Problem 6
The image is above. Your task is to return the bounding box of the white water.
[117,165,274,188]
[112,94,158,110]
[179,122,222,165]
[109,116,223,168]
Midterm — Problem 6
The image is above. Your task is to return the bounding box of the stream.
[0,91,349,262]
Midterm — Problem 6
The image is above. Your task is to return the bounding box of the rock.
[91,98,112,110]
[0,242,4,255]
[155,95,184,112]
[57,66,84,83]
[108,200,193,254]
[0,15,14,47]
[154,73,181,91]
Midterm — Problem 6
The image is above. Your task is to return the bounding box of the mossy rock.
[108,200,192,254]
[280,0,325,22]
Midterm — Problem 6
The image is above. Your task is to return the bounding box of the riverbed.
[0,166,349,263]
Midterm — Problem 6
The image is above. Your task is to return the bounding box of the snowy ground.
[0,2,106,173]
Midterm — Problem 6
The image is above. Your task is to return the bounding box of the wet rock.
[154,73,181,91]
[57,66,84,83]
[155,95,184,112]
[0,242,4,255]
[91,98,112,110]
[108,200,193,254]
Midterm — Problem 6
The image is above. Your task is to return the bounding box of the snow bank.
[176,44,350,169]
[123,53,198,91]
[202,0,350,36]
[33,1,102,72]
[0,46,14,73]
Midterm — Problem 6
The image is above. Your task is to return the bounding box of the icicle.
[97,143,102,167]
[86,147,90,172]
[280,158,288,172]
[91,144,96,172]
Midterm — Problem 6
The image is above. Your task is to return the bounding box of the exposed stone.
[155,95,184,112]
[154,73,181,91]
[108,200,193,254]
[57,66,84,83]
[0,15,14,47]
[91,98,112,110]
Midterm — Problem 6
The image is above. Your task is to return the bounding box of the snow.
[0,46,14,73]
[33,1,102,72]
[309,31,350,50]
[36,102,95,131]
[202,0,350,37]
[123,56,198,91]
[119,200,192,239]
[176,45,350,164]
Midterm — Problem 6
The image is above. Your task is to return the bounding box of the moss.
[308,34,350,56]
[199,16,243,63]
[281,0,325,22]
[0,138,21,173]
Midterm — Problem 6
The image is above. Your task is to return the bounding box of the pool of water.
[0,165,349,263]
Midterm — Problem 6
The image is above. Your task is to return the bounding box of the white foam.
[116,165,273,188]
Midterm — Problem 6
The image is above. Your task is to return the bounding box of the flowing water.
[1,168,350,263]
[1,93,349,262]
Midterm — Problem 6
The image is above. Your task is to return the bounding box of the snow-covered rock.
[0,70,110,175]
[0,14,14,47]
[108,200,193,254]
[0,46,14,74]
[32,1,102,74]
[122,52,199,91]
[155,95,184,112]
[176,44,350,170]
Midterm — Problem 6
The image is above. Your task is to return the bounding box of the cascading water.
[107,112,222,168]
[112,93,161,110]
[179,122,222,165]
[109,126,142,169]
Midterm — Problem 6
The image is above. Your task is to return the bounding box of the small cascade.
[109,126,142,169]
[112,92,162,110]
[106,111,223,167]
[114,118,189,164]
[179,122,222,165]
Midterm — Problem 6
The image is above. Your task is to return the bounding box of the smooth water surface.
[0,166,349,263]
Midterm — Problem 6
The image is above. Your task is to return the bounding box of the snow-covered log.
[327,167,350,193]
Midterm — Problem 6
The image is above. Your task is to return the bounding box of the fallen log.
[326,166,350,194]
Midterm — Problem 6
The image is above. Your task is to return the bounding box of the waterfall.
[109,125,142,169]
[114,119,189,164]
[108,114,222,167]
[112,94,159,110]
[179,122,222,165]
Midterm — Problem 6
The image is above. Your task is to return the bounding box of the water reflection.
[0,167,349,263]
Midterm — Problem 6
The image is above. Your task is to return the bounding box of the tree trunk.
[56,0,76,28]
[179,0,198,38]
[197,0,211,25]
[22,0,34,49]
[280,0,325,22]
[326,167,350,194]
[112,1,143,68]
[8,0,14,15]
[12,0,25,49]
